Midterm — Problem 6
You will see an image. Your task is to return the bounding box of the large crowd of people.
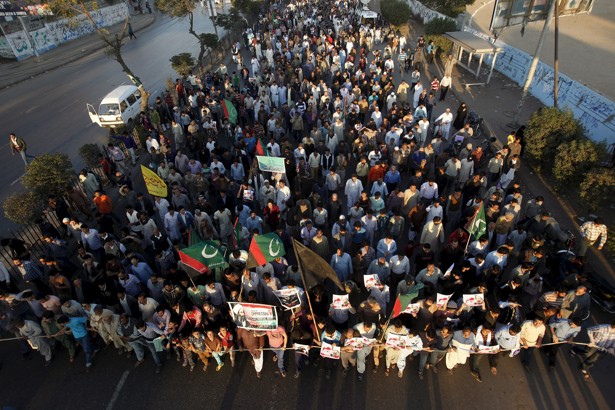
[1,0,613,385]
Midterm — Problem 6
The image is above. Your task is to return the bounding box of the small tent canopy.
[443,31,503,85]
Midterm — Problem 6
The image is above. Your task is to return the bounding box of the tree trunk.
[188,12,205,77]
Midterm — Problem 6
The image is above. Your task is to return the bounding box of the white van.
[87,85,143,128]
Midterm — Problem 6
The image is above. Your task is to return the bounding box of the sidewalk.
[0,12,156,90]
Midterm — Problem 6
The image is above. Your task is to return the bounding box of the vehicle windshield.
[99,103,121,116]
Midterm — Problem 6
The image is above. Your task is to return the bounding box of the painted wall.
[5,3,128,61]
[463,26,615,144]
[407,0,455,24]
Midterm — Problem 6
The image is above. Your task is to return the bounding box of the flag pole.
[463,202,481,257]
[292,239,321,342]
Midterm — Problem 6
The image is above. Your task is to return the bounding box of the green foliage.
[524,107,585,170]
[216,8,247,34]
[553,139,606,184]
[579,168,615,212]
[422,0,475,18]
[79,143,102,168]
[200,33,220,50]
[3,191,42,226]
[425,17,456,35]
[425,35,453,57]
[22,153,75,200]
[381,0,412,26]
[170,53,196,76]
[155,0,194,17]
[233,0,263,21]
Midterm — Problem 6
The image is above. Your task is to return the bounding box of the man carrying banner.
[354,321,377,380]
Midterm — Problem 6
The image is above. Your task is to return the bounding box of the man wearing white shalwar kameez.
[18,319,52,364]
[344,176,364,212]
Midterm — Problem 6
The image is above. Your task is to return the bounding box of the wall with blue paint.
[463,26,615,144]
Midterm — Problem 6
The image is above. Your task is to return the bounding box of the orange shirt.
[94,195,112,214]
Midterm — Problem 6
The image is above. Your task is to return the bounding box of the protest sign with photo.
[402,302,421,315]
[331,294,351,310]
[363,274,381,289]
[436,293,454,308]
[385,333,410,349]
[228,302,278,331]
[294,343,310,356]
[345,337,377,350]
[463,293,485,307]
[320,342,341,359]
[477,345,500,354]
[273,288,301,310]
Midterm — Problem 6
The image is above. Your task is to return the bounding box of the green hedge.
[381,0,411,26]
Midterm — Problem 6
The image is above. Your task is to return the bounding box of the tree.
[170,53,196,77]
[157,0,219,75]
[3,191,42,226]
[553,139,606,185]
[422,0,475,18]
[22,153,75,200]
[47,0,150,111]
[232,0,263,21]
[215,7,248,47]
[579,168,615,212]
[524,107,585,171]
[79,143,103,168]
[381,0,411,26]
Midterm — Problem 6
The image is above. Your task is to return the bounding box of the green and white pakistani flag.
[179,240,227,276]
[246,232,285,269]
[465,202,487,240]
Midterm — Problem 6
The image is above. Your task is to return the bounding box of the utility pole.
[511,0,556,127]
[554,0,559,108]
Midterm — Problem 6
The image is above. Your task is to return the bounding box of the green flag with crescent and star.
[465,202,487,240]
[178,240,227,277]
[246,232,285,269]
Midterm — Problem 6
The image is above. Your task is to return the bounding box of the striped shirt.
[587,324,615,349]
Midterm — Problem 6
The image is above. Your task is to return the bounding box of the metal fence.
[0,142,124,291]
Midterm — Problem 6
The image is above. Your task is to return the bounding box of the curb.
[1,14,157,90]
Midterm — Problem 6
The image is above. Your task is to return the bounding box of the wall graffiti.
[32,28,57,53]
[45,4,129,45]
[6,32,33,59]
[463,26,615,144]
[0,37,14,59]
[406,0,455,25]
[5,4,128,60]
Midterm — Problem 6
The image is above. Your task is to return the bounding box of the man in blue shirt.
[547,317,581,370]
[58,315,96,370]
[320,324,341,380]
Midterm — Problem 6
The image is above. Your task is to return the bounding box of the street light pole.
[554,0,559,108]
[511,0,556,126]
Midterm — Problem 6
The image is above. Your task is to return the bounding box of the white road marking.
[10,173,26,186]
[469,0,495,28]
[105,369,130,410]
[25,105,39,114]
[58,99,81,113]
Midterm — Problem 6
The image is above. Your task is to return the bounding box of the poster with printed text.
[331,294,351,310]
[228,302,278,331]
[363,274,381,289]
[273,288,301,310]
[320,342,341,360]
[463,293,485,307]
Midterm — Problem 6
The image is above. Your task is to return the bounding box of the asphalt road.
[0,316,613,410]
[0,11,219,234]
